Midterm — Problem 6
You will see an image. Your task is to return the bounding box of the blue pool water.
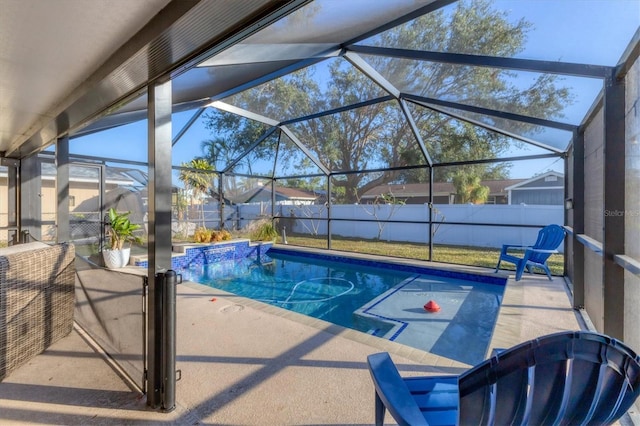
[181,249,505,364]
[181,252,410,325]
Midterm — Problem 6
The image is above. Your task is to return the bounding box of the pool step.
[353,276,418,341]
[353,273,504,365]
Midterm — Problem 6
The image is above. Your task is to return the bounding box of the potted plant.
[103,207,142,269]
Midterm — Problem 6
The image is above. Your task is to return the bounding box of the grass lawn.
[283,235,565,276]
[69,232,564,277]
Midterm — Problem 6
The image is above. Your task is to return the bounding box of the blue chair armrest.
[367,353,428,426]
[500,244,531,258]
[527,248,558,254]
[502,244,531,251]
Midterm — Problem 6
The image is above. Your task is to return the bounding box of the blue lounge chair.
[494,224,566,281]
[367,331,640,426]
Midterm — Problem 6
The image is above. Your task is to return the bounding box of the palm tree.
[178,159,215,228]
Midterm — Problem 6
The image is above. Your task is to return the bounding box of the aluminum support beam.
[614,255,640,277]
[347,45,613,79]
[403,94,577,132]
[272,133,282,180]
[147,79,174,409]
[208,56,327,103]
[279,96,395,126]
[208,101,279,126]
[571,130,585,308]
[344,0,456,46]
[1,157,19,231]
[428,167,434,261]
[433,152,561,169]
[399,99,432,166]
[327,176,332,250]
[271,178,276,222]
[223,127,278,174]
[602,71,625,339]
[279,126,330,176]
[172,107,206,146]
[19,154,42,241]
[615,27,640,80]
[159,270,177,412]
[343,51,401,98]
[412,99,564,153]
[219,173,226,228]
[99,164,106,251]
[56,136,70,242]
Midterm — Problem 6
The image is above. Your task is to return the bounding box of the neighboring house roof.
[362,183,437,198]
[482,179,527,194]
[275,186,319,200]
[229,185,318,204]
[504,171,565,191]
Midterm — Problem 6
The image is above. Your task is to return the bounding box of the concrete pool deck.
[0,254,638,425]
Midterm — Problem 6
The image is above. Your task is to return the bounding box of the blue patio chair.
[494,224,566,281]
[367,330,640,426]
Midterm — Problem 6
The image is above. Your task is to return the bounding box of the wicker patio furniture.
[0,242,75,381]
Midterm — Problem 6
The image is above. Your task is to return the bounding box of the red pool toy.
[423,300,441,312]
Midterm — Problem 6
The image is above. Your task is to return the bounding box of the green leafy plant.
[250,219,279,242]
[106,208,142,250]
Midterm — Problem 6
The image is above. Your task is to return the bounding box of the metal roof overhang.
[71,0,455,140]
[2,0,312,159]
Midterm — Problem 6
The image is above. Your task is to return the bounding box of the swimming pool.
[180,248,506,365]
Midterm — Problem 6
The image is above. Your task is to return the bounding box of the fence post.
[151,270,177,412]
[162,270,177,412]
[9,229,18,245]
[150,272,163,407]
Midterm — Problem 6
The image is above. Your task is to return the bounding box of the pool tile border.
[132,239,273,269]
[267,246,508,286]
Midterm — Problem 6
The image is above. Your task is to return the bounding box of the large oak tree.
[200,0,572,203]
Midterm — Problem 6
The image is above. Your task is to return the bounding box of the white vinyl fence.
[189,202,564,252]
[282,204,564,251]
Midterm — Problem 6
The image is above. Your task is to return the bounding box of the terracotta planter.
[102,247,131,269]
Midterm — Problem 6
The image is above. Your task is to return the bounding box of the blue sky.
[500,0,639,65]
[70,0,639,181]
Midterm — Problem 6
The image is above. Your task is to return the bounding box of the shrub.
[193,227,212,243]
[250,219,279,242]
[211,230,223,242]
[193,227,234,243]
